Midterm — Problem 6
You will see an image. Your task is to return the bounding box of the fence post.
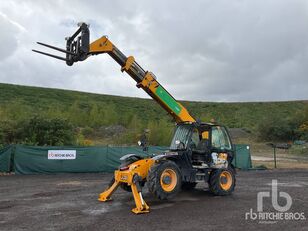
[273,146,277,168]
[234,145,237,168]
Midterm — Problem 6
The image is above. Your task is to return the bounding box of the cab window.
[211,126,232,150]
[190,129,200,149]
[170,125,191,150]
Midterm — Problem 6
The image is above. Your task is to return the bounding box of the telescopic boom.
[33,23,195,123]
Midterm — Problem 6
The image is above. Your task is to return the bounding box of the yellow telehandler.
[33,23,236,214]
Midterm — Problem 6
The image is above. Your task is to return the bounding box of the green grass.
[0,83,307,145]
[1,83,306,129]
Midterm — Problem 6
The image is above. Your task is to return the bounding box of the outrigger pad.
[32,22,90,66]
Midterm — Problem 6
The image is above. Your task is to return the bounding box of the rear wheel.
[147,161,182,200]
[209,168,235,196]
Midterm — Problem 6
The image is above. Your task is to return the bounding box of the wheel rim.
[219,171,232,191]
[160,168,177,192]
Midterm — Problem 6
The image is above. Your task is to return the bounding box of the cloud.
[0,0,307,102]
[0,13,23,61]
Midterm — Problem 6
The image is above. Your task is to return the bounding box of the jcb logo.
[257,180,292,212]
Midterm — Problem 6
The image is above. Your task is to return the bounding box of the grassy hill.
[0,83,307,145]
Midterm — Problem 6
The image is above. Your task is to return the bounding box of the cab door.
[210,126,234,162]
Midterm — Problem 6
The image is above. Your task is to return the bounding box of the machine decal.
[155,86,182,115]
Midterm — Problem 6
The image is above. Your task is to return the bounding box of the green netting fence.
[0,145,13,172]
[0,144,251,174]
[11,145,167,174]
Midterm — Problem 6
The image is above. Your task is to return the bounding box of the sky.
[0,0,308,102]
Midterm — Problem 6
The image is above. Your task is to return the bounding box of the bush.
[297,121,308,140]
[258,107,308,142]
[258,117,294,141]
[22,116,76,146]
[81,126,94,137]
[0,120,23,145]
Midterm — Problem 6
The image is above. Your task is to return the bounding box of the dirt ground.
[251,152,308,169]
[0,170,307,231]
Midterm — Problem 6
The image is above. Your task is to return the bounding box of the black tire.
[147,161,182,200]
[181,182,197,190]
[209,168,236,196]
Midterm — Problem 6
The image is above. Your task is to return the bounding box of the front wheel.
[209,168,236,196]
[147,161,182,200]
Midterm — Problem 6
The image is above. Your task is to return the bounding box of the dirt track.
[0,170,307,231]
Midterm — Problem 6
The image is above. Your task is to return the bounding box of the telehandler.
[33,23,236,214]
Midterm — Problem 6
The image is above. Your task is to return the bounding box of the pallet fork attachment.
[32,22,90,66]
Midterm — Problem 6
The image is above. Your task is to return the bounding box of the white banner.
[48,150,76,160]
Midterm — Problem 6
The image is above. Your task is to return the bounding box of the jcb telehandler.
[33,23,236,214]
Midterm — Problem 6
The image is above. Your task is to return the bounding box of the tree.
[147,120,173,146]
[258,107,308,142]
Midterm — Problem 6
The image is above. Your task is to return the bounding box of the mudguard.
[120,154,143,162]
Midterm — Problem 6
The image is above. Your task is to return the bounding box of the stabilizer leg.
[98,180,120,202]
[131,180,149,214]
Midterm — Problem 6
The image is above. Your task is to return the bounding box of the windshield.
[170,125,192,150]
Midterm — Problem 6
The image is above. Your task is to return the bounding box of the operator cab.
[169,122,234,169]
